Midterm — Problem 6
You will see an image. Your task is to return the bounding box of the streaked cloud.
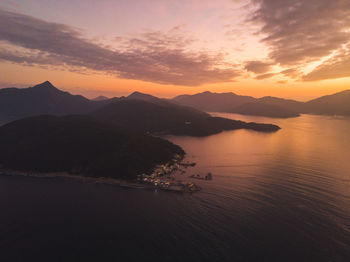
[255,73,274,80]
[245,60,271,74]
[251,0,350,81]
[251,0,350,65]
[0,9,240,86]
[280,68,300,78]
[303,44,350,81]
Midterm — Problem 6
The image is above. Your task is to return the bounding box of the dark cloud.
[251,0,350,68]
[303,44,350,81]
[245,60,272,74]
[280,68,300,78]
[0,9,239,86]
[255,73,274,80]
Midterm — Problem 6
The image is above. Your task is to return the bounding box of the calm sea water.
[1,113,350,261]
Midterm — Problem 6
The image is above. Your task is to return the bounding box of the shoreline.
[0,164,201,193]
[0,168,125,186]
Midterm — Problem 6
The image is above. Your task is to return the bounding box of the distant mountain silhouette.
[172,91,302,118]
[0,115,183,179]
[257,96,305,113]
[304,90,350,116]
[0,81,280,134]
[126,91,161,102]
[173,91,255,112]
[92,95,110,101]
[172,90,350,118]
[0,81,117,124]
[232,102,300,118]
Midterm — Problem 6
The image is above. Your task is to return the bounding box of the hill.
[173,91,255,112]
[91,99,209,133]
[305,90,350,116]
[257,97,305,113]
[126,91,161,102]
[167,116,281,136]
[92,95,110,101]
[0,81,280,135]
[232,102,300,118]
[173,90,350,118]
[0,81,116,123]
[0,115,183,179]
[172,91,302,118]
[91,99,280,135]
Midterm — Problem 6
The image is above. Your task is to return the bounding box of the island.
[0,115,202,192]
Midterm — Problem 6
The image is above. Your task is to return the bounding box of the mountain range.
[1,81,348,126]
[172,90,350,118]
[0,81,280,135]
[0,81,119,123]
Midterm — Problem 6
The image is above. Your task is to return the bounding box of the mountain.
[92,95,110,101]
[0,82,280,135]
[91,99,280,136]
[257,96,305,113]
[91,99,209,133]
[0,81,115,124]
[172,91,303,118]
[166,116,280,136]
[126,91,161,102]
[232,102,300,118]
[0,115,183,179]
[305,90,350,116]
[173,90,350,118]
[173,91,255,112]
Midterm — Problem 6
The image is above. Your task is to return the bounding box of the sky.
[0,0,350,100]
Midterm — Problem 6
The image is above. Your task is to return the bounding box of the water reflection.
[166,113,350,260]
[1,113,350,261]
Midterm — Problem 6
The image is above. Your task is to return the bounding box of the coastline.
[0,163,201,193]
[0,168,125,186]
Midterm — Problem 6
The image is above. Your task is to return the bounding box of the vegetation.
[168,117,280,136]
[91,99,280,136]
[0,115,184,179]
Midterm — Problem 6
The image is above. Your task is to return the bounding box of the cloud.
[303,44,350,81]
[255,73,274,80]
[244,60,271,74]
[250,0,350,68]
[276,80,287,84]
[280,68,300,78]
[0,9,240,86]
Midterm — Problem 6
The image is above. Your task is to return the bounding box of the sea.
[1,113,350,261]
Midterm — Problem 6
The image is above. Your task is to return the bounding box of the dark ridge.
[173,91,255,112]
[305,90,350,116]
[91,99,210,133]
[0,115,184,179]
[232,102,300,118]
[32,81,56,89]
[0,82,117,124]
[91,99,280,136]
[172,90,350,118]
[92,95,110,101]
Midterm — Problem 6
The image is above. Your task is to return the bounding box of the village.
[133,154,203,193]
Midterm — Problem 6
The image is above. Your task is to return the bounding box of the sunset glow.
[1,0,350,100]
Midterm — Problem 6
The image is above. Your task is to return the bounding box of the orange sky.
[0,0,349,101]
